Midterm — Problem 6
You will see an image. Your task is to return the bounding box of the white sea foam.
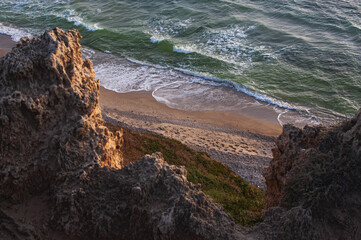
[148,18,193,38]
[183,25,274,68]
[67,17,102,31]
[173,46,193,54]
[232,84,295,110]
[0,23,33,41]
[56,9,103,31]
[169,65,297,111]
[83,48,95,55]
[276,109,288,126]
[150,36,164,43]
[93,62,170,93]
[148,18,271,68]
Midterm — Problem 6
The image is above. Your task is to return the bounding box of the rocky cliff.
[261,110,361,239]
[0,28,125,205]
[1,28,360,240]
[0,28,244,240]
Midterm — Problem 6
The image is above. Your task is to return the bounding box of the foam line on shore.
[124,52,300,112]
[0,23,33,41]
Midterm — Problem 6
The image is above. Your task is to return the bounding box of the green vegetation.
[106,123,265,226]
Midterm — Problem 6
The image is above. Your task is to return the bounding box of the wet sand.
[0,34,16,57]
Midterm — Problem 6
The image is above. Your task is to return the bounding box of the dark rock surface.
[52,153,245,240]
[261,110,361,240]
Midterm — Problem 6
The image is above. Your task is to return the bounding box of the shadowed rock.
[261,110,361,240]
[53,153,244,239]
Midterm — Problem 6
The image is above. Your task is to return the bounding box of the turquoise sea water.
[0,0,360,124]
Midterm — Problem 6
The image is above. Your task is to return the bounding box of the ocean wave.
[193,25,273,65]
[55,9,103,31]
[148,17,193,38]
[149,36,193,54]
[148,24,273,69]
[150,36,164,43]
[0,23,33,41]
[172,46,193,54]
[93,62,168,93]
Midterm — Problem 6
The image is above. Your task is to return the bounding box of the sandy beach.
[100,87,281,188]
[0,34,15,57]
[1,33,281,188]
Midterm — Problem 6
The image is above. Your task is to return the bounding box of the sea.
[0,0,360,126]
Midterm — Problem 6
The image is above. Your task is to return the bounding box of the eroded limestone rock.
[0,28,124,204]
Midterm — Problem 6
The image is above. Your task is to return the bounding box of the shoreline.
[100,87,281,137]
[100,87,281,188]
[1,33,281,188]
